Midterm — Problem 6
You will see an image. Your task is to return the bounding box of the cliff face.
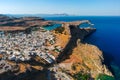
[57,22,112,78]
[56,22,96,62]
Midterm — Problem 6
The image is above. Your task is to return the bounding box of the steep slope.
[57,22,113,79]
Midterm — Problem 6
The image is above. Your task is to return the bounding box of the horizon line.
[1,13,120,16]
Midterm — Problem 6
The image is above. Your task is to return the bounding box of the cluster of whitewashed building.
[0,28,61,63]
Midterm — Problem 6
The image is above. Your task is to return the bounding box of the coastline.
[0,15,114,80]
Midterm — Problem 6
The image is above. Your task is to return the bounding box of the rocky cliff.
[56,22,113,79]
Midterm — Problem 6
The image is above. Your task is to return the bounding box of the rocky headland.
[54,22,112,79]
[0,14,113,80]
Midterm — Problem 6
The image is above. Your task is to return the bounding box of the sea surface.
[43,16,120,67]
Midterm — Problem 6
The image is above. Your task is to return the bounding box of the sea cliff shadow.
[102,52,115,76]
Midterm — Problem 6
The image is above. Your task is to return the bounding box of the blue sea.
[43,16,120,78]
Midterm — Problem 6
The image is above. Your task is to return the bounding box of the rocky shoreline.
[0,14,113,80]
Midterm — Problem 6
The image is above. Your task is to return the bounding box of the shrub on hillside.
[73,71,91,80]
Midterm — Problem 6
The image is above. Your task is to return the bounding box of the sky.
[0,0,120,16]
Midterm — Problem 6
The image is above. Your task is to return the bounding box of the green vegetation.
[73,71,91,80]
[55,27,65,34]
[95,74,115,80]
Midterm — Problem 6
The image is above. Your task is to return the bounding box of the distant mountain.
[5,13,70,18]
[52,13,69,16]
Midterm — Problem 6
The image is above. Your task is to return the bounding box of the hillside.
[0,15,113,80]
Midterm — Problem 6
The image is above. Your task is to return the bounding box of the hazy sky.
[0,0,120,16]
